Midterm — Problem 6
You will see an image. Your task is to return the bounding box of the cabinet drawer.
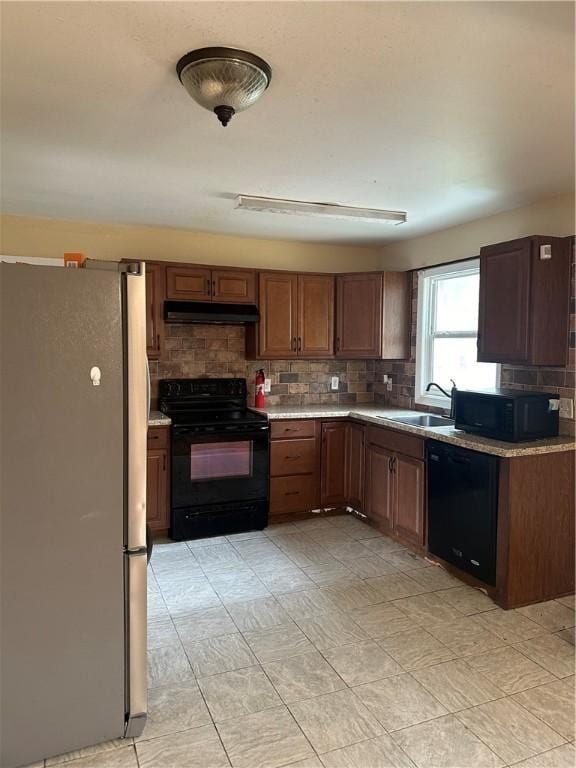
[147,426,169,450]
[270,475,318,514]
[271,420,316,440]
[271,438,317,476]
[366,425,424,460]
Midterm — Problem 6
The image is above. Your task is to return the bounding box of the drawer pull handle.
[284,491,300,496]
[286,455,301,460]
[284,428,298,432]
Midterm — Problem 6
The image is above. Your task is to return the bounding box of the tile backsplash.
[149,323,376,408]
[150,244,575,435]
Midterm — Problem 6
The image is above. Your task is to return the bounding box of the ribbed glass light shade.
[177,48,271,125]
[180,59,269,113]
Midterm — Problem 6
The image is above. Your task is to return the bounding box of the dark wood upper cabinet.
[257,272,299,358]
[212,269,256,304]
[145,263,165,359]
[321,421,348,507]
[251,272,334,359]
[166,265,256,304]
[336,272,410,359]
[166,266,212,301]
[346,422,365,513]
[298,274,335,357]
[394,453,425,548]
[478,236,571,366]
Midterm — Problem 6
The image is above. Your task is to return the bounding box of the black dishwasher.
[427,440,499,585]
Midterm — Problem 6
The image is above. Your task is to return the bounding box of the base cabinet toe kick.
[265,417,575,609]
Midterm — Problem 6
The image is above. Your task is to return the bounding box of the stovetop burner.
[158,378,267,428]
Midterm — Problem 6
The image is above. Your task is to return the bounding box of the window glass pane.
[435,273,479,332]
[432,337,497,392]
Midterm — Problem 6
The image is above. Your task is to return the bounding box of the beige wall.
[0,214,382,273]
[379,193,575,271]
[2,192,573,274]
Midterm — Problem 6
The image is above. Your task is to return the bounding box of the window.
[415,259,499,408]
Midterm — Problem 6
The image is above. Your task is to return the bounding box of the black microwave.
[453,389,560,442]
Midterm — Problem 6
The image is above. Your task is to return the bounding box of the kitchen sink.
[387,414,455,428]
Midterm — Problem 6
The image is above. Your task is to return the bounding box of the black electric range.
[159,378,269,540]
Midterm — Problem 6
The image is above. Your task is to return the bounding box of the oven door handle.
[171,424,270,437]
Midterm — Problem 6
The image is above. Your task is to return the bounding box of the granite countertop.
[148,410,171,427]
[254,405,575,458]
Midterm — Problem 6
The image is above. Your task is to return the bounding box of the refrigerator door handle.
[124,550,147,737]
[125,265,147,552]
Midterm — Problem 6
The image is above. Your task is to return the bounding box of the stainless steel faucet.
[426,379,457,418]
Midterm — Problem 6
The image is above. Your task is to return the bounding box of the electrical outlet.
[387,377,393,391]
[264,378,271,393]
[331,376,339,391]
[382,374,389,383]
[559,397,574,419]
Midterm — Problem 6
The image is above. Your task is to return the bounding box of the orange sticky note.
[64,252,86,268]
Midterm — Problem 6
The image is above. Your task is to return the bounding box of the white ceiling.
[1,1,574,245]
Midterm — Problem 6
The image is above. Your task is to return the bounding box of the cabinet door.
[166,266,212,301]
[365,444,394,532]
[394,454,425,548]
[212,269,256,304]
[145,263,165,359]
[346,423,365,513]
[478,239,531,363]
[336,273,383,358]
[321,422,348,507]
[146,449,169,531]
[298,274,335,357]
[258,272,299,358]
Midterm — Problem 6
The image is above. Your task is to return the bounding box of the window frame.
[415,259,499,409]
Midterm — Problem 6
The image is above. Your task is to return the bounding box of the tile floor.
[33,515,575,768]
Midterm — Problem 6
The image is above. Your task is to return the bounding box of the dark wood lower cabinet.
[320,422,348,507]
[147,427,169,533]
[365,443,394,533]
[269,420,320,521]
[394,453,425,547]
[364,426,426,548]
[346,422,365,512]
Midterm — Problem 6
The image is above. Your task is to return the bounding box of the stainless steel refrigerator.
[0,260,148,768]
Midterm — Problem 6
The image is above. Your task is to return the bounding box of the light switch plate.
[387,377,393,391]
[264,378,271,393]
[331,376,339,391]
[559,397,574,419]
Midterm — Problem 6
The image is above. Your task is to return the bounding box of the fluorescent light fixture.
[234,195,407,224]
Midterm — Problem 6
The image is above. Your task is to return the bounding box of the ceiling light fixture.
[176,47,272,127]
[235,195,407,224]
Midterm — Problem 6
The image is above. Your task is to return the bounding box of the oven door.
[171,423,269,510]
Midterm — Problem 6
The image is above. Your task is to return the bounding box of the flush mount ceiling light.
[176,47,272,127]
[235,195,407,224]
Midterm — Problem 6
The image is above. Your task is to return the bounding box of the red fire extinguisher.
[255,368,266,409]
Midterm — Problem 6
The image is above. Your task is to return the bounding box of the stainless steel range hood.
[164,300,260,324]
